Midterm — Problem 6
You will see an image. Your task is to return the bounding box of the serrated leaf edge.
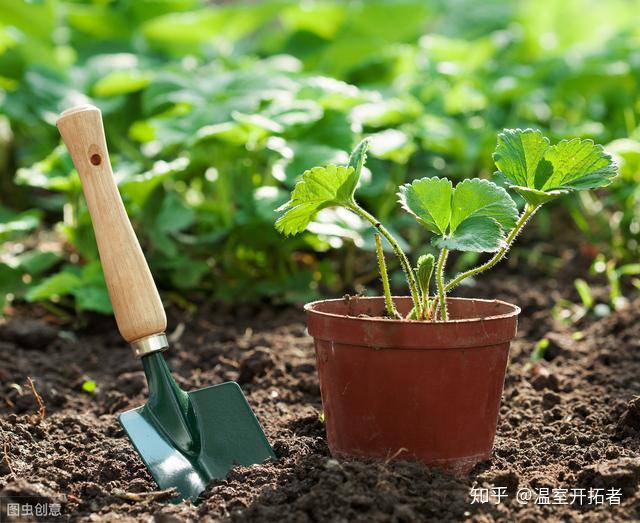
[450,177,518,233]
[396,176,453,236]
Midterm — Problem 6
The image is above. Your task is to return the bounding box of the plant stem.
[444,203,540,292]
[435,248,449,321]
[374,234,401,319]
[421,292,431,321]
[348,203,422,318]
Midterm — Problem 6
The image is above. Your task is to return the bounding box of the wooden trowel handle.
[57,105,166,344]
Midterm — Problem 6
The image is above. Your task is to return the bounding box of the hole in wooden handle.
[90,154,102,166]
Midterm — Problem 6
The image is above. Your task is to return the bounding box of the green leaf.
[415,254,434,295]
[433,215,505,252]
[157,193,195,233]
[120,157,189,205]
[543,138,618,191]
[351,98,421,128]
[348,138,369,178]
[263,100,323,129]
[272,142,348,187]
[506,186,567,206]
[618,263,640,276]
[368,129,416,164]
[450,179,518,233]
[281,4,347,39]
[73,286,112,314]
[397,177,452,235]
[530,338,550,363]
[399,177,518,252]
[494,129,618,205]
[15,145,78,193]
[574,278,594,308]
[0,208,42,241]
[232,112,283,134]
[81,380,97,394]
[275,164,358,236]
[0,264,26,314]
[13,250,60,275]
[93,70,152,97]
[493,129,551,189]
[141,5,279,51]
[26,272,81,301]
[195,122,249,146]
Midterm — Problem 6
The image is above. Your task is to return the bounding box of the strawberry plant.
[276,129,618,320]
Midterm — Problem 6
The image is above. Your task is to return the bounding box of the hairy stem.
[348,203,422,318]
[444,204,541,293]
[419,273,432,321]
[421,292,431,321]
[436,248,449,321]
[374,234,401,319]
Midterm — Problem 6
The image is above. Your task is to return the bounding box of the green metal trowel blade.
[119,381,276,501]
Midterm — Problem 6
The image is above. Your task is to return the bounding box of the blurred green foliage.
[0,0,639,314]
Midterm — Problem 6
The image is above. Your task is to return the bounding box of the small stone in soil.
[531,372,560,392]
[542,391,561,410]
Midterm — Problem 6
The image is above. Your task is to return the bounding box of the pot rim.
[304,296,521,325]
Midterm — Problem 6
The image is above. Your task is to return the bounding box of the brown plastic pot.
[305,296,520,474]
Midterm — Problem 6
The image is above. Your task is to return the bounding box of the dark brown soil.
[1,275,639,522]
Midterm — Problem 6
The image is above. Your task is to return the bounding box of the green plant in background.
[553,255,640,325]
[276,130,618,320]
[0,0,638,315]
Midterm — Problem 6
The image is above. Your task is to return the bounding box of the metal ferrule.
[131,333,169,358]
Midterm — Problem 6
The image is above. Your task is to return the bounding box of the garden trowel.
[57,105,275,501]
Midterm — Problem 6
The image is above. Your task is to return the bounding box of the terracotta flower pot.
[305,296,520,474]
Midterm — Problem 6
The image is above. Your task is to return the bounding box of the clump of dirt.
[238,348,276,384]
[578,458,640,497]
[617,397,640,437]
[0,274,639,521]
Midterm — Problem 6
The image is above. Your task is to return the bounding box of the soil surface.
[1,273,639,522]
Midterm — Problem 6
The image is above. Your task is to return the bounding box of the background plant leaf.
[26,272,81,301]
[0,208,42,241]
